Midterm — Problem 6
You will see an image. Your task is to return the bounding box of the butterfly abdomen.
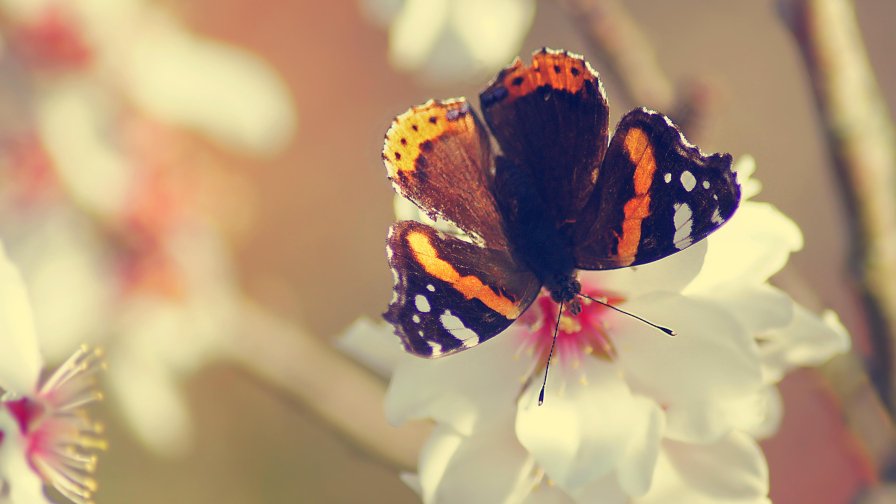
[492,156,580,303]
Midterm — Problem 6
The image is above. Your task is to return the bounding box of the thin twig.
[780,0,896,412]
[223,299,430,472]
[558,0,712,138]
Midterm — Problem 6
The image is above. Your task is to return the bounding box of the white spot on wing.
[428,341,443,354]
[412,314,420,323]
[664,173,672,183]
[426,284,435,292]
[673,202,694,249]
[415,295,431,313]
[703,180,711,189]
[711,208,724,224]
[680,171,697,192]
[440,310,479,346]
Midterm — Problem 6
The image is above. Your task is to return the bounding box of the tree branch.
[558,0,713,138]
[223,299,430,472]
[779,0,896,412]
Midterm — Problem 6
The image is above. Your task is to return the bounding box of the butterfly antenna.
[538,301,565,406]
[577,293,676,336]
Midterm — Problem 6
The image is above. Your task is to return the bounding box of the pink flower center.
[0,347,105,504]
[516,279,624,369]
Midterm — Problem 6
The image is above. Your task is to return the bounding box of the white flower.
[0,0,273,456]
[104,223,240,456]
[0,205,112,363]
[341,157,849,503]
[0,243,104,504]
[361,0,535,82]
[2,0,296,156]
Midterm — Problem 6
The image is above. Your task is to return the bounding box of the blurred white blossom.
[0,0,295,456]
[361,0,535,82]
[2,0,296,155]
[340,157,850,503]
[0,242,104,504]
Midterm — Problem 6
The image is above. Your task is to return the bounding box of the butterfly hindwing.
[574,108,740,269]
[385,220,541,357]
[383,98,507,248]
[479,48,609,226]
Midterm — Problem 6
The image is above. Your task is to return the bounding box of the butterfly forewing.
[479,49,609,226]
[383,98,507,248]
[385,221,541,357]
[574,108,740,269]
[381,49,743,361]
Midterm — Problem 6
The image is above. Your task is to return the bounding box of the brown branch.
[558,0,713,139]
[223,299,430,472]
[779,0,896,413]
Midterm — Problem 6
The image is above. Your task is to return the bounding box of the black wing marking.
[479,48,609,227]
[574,108,740,269]
[384,220,541,357]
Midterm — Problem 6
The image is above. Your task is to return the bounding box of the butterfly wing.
[479,48,609,226]
[574,108,741,269]
[383,98,507,248]
[385,220,542,357]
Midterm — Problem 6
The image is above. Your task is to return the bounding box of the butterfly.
[382,48,740,358]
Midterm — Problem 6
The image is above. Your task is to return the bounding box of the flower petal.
[760,306,850,383]
[0,245,42,395]
[37,82,130,218]
[335,317,407,378]
[516,360,649,492]
[389,0,449,71]
[125,14,296,155]
[664,391,770,444]
[743,386,783,440]
[614,293,763,406]
[385,330,529,434]
[643,433,769,503]
[419,424,538,504]
[523,486,577,504]
[616,397,664,497]
[452,0,535,69]
[570,472,627,504]
[732,155,762,200]
[696,284,793,336]
[4,209,110,363]
[587,240,706,298]
[106,348,193,456]
[687,201,803,291]
[0,410,50,504]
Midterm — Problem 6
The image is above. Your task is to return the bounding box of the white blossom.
[341,157,850,503]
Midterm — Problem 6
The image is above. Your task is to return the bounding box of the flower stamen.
[2,345,106,504]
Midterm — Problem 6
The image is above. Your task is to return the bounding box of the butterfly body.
[382,49,740,358]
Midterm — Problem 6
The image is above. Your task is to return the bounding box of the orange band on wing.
[406,231,520,319]
[383,99,474,177]
[615,128,656,263]
[497,49,597,102]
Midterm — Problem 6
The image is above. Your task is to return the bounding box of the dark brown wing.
[384,221,542,357]
[479,48,609,226]
[383,98,506,248]
[574,108,740,269]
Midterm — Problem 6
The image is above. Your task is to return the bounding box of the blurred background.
[0,0,894,502]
